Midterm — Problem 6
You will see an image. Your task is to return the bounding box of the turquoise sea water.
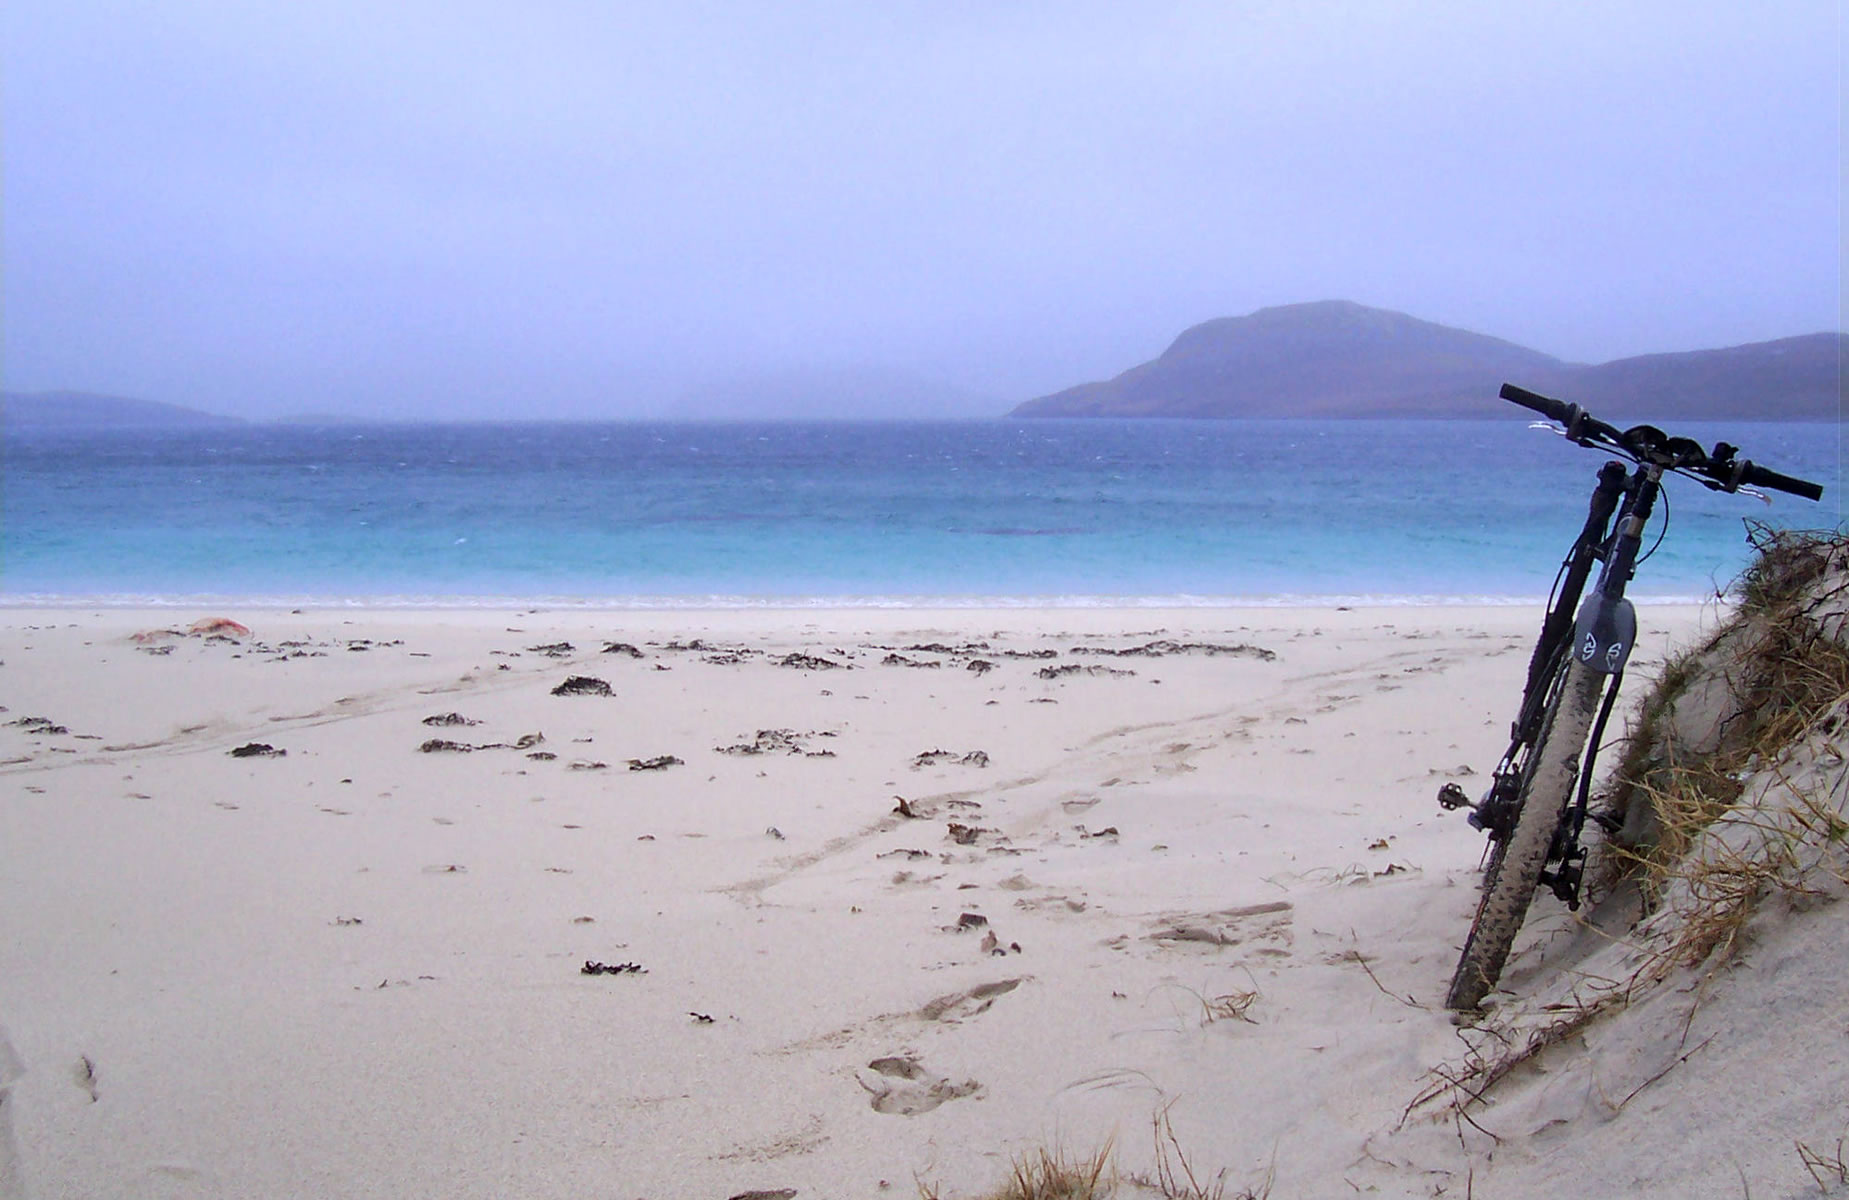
[2,419,1839,607]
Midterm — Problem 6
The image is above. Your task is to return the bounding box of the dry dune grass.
[924,1107,1272,1200]
[1604,525,1849,867]
[1613,525,1849,977]
[931,1144,1115,1200]
[1633,742,1849,977]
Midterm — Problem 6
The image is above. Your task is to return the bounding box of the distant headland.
[1,390,242,429]
[1013,301,1844,421]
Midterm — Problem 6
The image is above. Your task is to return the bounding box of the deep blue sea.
[2,419,1840,607]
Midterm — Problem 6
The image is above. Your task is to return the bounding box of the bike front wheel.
[1445,657,1605,1011]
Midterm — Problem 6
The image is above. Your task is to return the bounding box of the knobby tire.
[1445,657,1605,1011]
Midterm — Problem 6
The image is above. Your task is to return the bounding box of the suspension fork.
[1572,462,1662,675]
[1541,462,1665,907]
[1514,460,1630,740]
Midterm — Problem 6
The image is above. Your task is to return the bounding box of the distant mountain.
[1552,335,1843,421]
[1011,301,1844,421]
[2,390,241,429]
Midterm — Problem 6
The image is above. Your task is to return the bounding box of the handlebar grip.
[1499,383,1575,424]
[1739,461,1824,502]
[1500,382,1621,445]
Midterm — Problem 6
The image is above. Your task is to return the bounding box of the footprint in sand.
[1148,901,1293,951]
[916,977,1024,1022]
[856,1055,980,1115]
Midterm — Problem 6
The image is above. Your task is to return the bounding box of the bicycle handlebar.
[1499,382,1823,501]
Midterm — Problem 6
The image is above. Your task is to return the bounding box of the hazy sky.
[3,2,1841,419]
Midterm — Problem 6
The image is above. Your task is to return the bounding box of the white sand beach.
[5,602,1844,1199]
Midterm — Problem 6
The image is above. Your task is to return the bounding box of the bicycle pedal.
[1436,782,1471,811]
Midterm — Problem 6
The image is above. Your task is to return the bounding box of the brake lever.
[1677,466,1769,503]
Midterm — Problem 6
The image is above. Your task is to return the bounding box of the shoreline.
[0,591,1726,612]
[1,601,1733,1197]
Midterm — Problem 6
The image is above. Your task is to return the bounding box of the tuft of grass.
[915,1143,1115,1200]
[1735,522,1849,616]
[1635,748,1849,980]
[924,1107,1273,1200]
[1618,767,1744,890]
[994,1144,1117,1200]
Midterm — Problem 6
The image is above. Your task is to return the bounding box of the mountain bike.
[1437,383,1824,1011]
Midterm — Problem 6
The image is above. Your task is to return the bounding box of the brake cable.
[1632,484,1671,568]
